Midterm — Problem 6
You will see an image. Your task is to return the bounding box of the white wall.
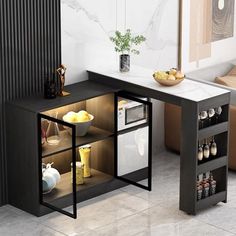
[182,0,236,72]
[61,0,180,153]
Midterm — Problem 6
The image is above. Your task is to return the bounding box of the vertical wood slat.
[0,0,61,206]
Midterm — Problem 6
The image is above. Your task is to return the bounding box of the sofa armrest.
[186,62,235,82]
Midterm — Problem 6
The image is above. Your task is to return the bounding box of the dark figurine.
[56,64,69,96]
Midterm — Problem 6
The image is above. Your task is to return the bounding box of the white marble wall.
[61,0,179,153]
[61,0,179,83]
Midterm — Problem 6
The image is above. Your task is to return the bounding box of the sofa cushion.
[215,76,236,88]
[227,65,236,76]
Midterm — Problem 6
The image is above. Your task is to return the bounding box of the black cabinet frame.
[38,113,77,219]
[114,91,152,191]
[37,91,152,219]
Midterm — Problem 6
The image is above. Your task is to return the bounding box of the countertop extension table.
[88,65,231,215]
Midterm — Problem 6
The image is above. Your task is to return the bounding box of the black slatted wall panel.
[0,0,61,206]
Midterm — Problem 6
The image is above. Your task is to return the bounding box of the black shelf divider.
[198,122,228,140]
[196,191,227,211]
[197,156,227,175]
[42,126,114,158]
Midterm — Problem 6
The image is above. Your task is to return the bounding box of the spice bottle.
[71,162,84,185]
[202,173,210,198]
[197,175,203,201]
[209,172,217,195]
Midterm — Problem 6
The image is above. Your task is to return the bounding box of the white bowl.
[63,114,94,137]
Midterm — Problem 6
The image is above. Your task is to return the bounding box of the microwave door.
[118,100,148,131]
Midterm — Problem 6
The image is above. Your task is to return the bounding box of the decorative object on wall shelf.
[42,163,61,194]
[110,29,146,72]
[79,145,92,178]
[63,110,94,136]
[56,64,70,97]
[44,75,57,99]
[153,68,185,86]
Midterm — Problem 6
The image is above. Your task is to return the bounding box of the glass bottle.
[209,172,217,195]
[46,112,61,145]
[202,173,210,198]
[198,141,203,162]
[203,139,210,159]
[210,137,217,157]
[197,175,203,201]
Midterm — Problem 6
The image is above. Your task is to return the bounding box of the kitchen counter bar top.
[87,65,230,105]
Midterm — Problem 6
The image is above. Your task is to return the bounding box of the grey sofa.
[186,60,236,105]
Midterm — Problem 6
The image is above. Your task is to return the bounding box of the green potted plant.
[110,29,146,72]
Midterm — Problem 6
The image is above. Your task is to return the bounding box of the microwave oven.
[117,96,148,131]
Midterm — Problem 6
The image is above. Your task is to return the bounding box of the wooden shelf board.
[42,126,113,158]
[197,156,227,174]
[43,169,113,203]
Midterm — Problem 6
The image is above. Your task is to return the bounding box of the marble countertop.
[87,65,230,102]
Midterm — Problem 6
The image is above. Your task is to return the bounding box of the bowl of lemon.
[63,110,94,137]
[153,68,185,86]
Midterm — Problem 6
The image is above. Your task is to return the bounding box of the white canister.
[71,162,84,185]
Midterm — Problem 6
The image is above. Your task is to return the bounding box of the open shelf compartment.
[198,104,229,131]
[198,131,228,166]
[42,126,113,158]
[197,166,227,210]
[40,93,114,158]
[42,138,114,207]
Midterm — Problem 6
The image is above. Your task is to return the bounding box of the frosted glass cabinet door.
[116,92,152,191]
[118,126,148,176]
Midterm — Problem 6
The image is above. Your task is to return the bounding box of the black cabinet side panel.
[0,0,61,206]
[6,104,40,215]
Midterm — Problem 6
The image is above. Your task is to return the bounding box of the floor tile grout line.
[36,221,69,236]
[195,217,236,235]
[88,208,151,232]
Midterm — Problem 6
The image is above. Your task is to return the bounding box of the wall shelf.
[43,169,113,203]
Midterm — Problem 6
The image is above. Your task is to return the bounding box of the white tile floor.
[1,151,236,236]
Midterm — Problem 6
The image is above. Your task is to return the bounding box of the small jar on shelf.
[208,172,217,195]
[202,173,210,198]
[197,176,203,201]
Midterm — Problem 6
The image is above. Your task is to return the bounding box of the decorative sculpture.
[56,64,70,96]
